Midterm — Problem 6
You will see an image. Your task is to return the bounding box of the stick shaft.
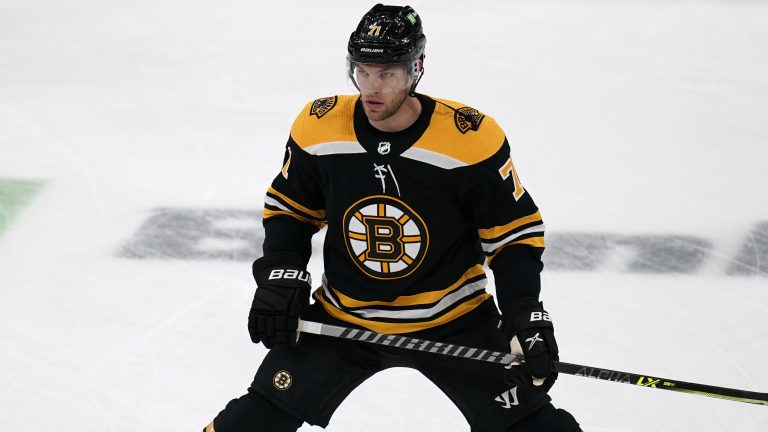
[556,362,768,406]
[298,320,768,407]
[298,319,522,364]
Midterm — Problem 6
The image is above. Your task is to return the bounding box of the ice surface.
[1,1,767,430]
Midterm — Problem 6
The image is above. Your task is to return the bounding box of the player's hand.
[248,254,311,349]
[501,298,559,392]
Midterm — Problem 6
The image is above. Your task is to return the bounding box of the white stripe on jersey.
[400,147,468,169]
[303,141,367,156]
[264,195,291,212]
[321,274,487,320]
[480,224,546,253]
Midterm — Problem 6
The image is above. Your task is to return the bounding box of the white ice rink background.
[1,0,767,430]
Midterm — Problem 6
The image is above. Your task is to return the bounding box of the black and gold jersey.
[262,94,545,334]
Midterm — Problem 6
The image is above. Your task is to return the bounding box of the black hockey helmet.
[347,4,426,64]
[347,4,426,94]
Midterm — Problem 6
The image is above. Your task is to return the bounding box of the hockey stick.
[298,319,768,407]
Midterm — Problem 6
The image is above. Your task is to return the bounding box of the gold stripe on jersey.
[486,237,546,266]
[480,227,545,254]
[313,265,490,334]
[477,210,545,254]
[478,211,543,241]
[290,95,359,150]
[511,237,545,248]
[329,264,486,308]
[263,208,326,229]
[402,97,506,168]
[267,186,326,220]
[314,290,493,334]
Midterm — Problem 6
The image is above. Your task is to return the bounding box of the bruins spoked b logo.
[343,196,429,280]
[273,370,293,390]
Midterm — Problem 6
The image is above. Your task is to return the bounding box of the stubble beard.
[364,89,409,123]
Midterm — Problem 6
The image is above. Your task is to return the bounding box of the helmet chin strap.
[408,66,424,97]
[407,57,425,97]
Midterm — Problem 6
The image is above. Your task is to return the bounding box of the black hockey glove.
[248,253,311,349]
[501,298,559,392]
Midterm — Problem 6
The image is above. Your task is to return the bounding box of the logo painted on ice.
[495,386,520,409]
[117,208,768,278]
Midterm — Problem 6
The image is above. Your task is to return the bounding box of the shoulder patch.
[291,95,358,150]
[454,106,485,134]
[405,97,505,168]
[309,96,338,119]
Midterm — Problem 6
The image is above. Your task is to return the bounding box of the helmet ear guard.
[347,4,426,95]
[407,58,424,96]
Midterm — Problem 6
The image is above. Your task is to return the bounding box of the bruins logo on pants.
[343,195,428,280]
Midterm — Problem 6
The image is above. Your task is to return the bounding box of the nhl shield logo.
[454,107,485,134]
[310,96,338,119]
[377,142,391,155]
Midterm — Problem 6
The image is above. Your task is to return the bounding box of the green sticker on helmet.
[406,12,417,25]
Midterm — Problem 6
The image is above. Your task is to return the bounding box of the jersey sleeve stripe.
[264,197,325,225]
[486,237,546,266]
[477,210,543,240]
[263,208,326,229]
[264,195,292,213]
[480,224,546,253]
[328,264,486,308]
[266,186,326,220]
[511,236,545,248]
[480,219,544,245]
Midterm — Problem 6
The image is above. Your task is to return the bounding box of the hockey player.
[204,4,581,431]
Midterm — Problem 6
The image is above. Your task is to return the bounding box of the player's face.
[353,63,412,122]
